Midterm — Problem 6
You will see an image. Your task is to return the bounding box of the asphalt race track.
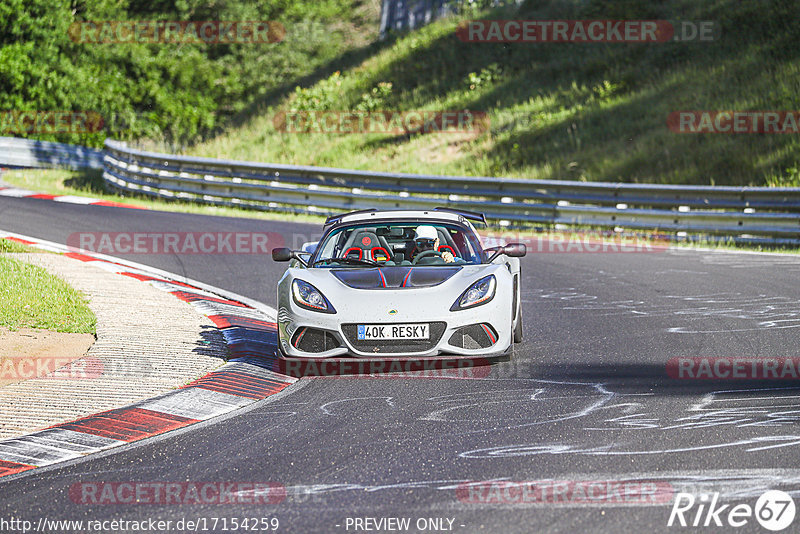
[3,196,800,533]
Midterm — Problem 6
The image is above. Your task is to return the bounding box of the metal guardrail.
[0,137,103,170]
[380,0,455,37]
[378,0,524,38]
[103,139,800,239]
[1,136,798,240]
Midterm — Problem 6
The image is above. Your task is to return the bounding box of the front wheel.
[513,310,523,343]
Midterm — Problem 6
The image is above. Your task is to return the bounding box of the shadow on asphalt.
[191,325,228,361]
[490,360,800,396]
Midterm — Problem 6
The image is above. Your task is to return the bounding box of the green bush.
[354,82,393,112]
[0,0,374,147]
[291,72,346,112]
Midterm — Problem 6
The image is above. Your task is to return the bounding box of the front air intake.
[448,323,498,349]
[291,327,341,353]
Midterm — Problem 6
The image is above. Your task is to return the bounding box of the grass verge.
[0,239,35,254]
[0,242,96,334]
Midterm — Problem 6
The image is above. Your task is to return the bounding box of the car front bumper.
[277,282,514,359]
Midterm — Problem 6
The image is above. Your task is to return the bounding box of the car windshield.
[312,222,484,267]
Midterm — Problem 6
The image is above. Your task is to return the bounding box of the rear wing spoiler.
[323,207,487,226]
[433,207,487,225]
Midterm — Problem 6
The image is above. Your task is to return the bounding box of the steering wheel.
[412,249,441,265]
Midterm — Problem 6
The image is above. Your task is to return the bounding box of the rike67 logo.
[668,491,796,531]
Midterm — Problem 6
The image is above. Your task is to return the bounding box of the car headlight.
[292,279,336,313]
[451,275,496,311]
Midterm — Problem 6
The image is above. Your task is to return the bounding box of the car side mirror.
[272,247,309,266]
[272,247,293,261]
[503,243,527,257]
[486,243,527,262]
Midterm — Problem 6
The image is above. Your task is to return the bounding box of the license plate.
[357,324,429,340]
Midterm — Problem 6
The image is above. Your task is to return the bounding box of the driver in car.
[412,225,455,263]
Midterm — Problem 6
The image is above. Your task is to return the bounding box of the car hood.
[330,266,463,289]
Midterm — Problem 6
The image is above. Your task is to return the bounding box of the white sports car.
[271,208,526,358]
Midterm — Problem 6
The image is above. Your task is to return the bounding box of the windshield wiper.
[312,257,380,267]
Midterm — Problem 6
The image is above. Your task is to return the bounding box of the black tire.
[513,309,523,343]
